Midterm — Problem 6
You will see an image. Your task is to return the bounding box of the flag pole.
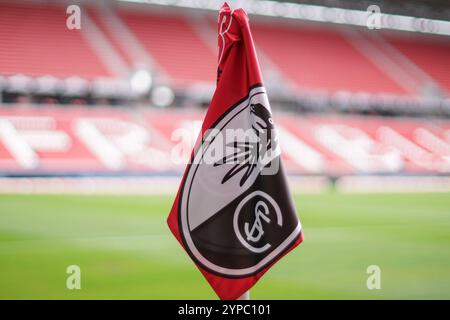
[237,290,250,300]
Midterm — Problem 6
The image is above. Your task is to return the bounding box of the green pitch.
[1,192,449,299]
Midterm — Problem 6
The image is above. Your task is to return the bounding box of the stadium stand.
[384,33,450,93]
[1,107,449,175]
[251,22,411,95]
[87,7,136,69]
[0,0,449,178]
[1,1,448,96]
[0,3,112,79]
[117,7,217,87]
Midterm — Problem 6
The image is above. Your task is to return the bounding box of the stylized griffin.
[214,103,278,186]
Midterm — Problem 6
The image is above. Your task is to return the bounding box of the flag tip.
[221,2,230,10]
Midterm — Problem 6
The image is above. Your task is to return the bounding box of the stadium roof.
[117,0,450,36]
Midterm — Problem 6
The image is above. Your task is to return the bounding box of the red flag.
[167,3,303,300]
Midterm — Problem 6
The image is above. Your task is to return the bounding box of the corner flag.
[167,3,303,300]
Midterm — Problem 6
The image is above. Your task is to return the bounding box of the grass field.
[0,192,449,299]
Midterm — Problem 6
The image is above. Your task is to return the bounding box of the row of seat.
[0,107,449,174]
[0,2,449,95]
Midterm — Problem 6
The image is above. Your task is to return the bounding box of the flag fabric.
[167,2,303,300]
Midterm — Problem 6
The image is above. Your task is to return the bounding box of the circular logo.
[233,191,282,253]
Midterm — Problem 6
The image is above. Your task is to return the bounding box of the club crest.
[178,86,301,277]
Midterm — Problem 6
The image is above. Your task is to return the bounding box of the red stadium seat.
[385,33,450,93]
[0,3,112,79]
[117,8,217,87]
[251,22,409,94]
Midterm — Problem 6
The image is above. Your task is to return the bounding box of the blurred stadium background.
[0,0,449,299]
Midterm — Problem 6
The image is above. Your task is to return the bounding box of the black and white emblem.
[233,190,283,253]
[179,86,301,278]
